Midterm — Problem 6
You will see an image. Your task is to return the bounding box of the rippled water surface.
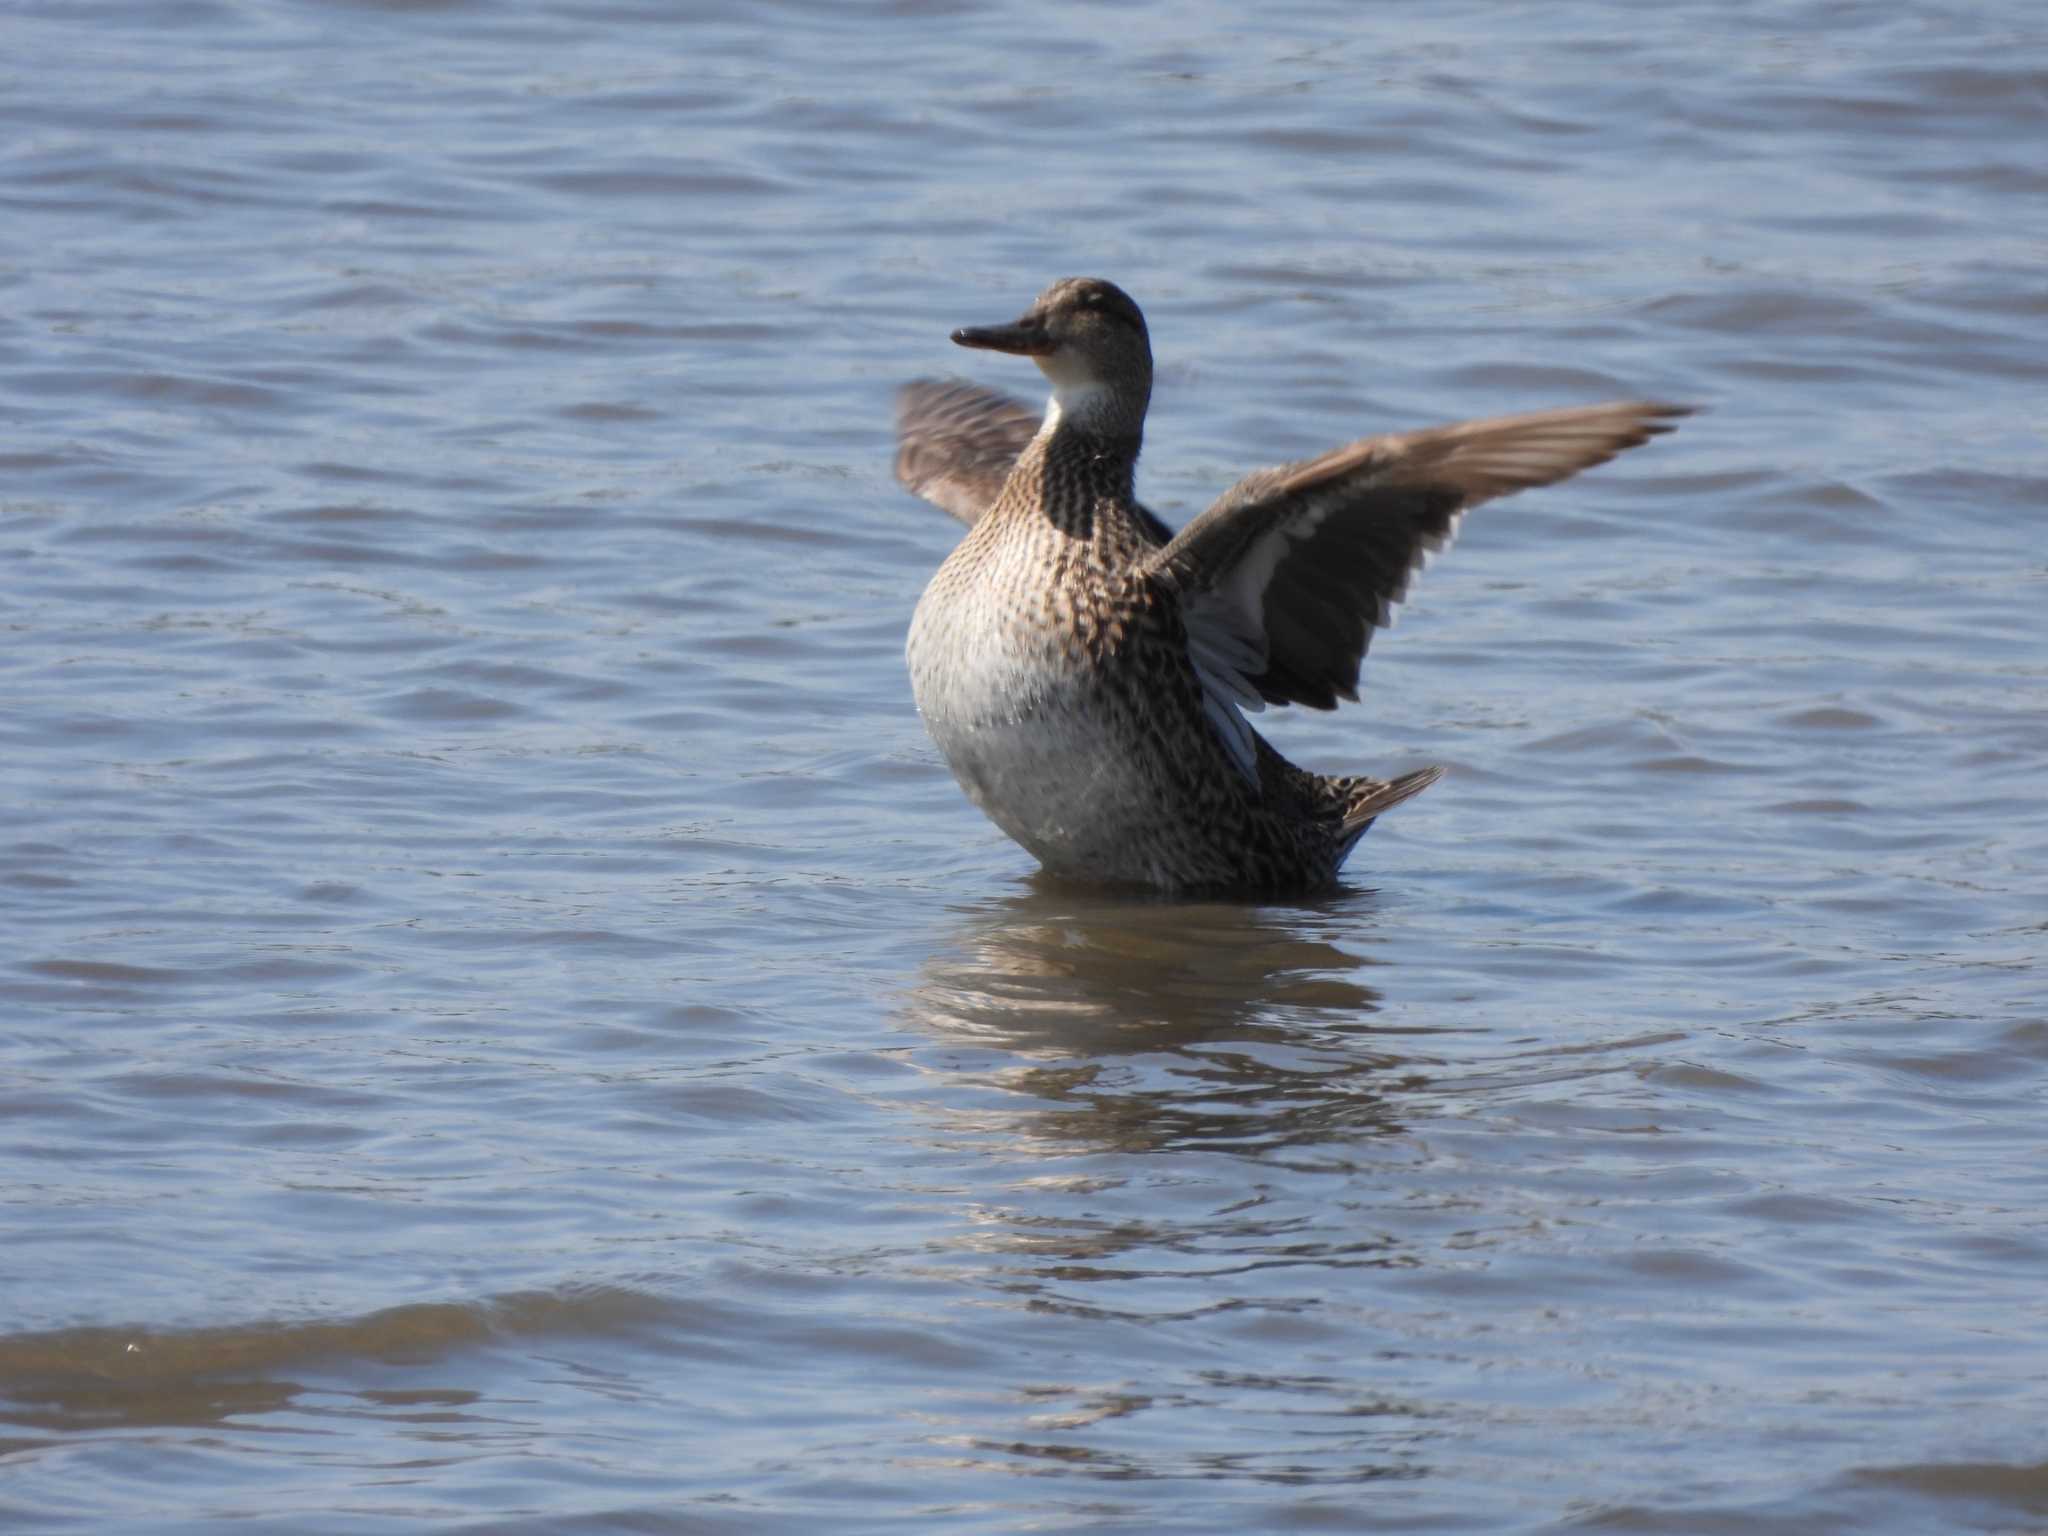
[3,1,2045,1531]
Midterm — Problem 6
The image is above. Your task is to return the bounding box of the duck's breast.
[908,546,1213,876]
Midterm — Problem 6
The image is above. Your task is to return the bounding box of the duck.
[895,277,1684,893]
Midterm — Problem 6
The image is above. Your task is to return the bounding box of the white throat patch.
[1041,380,1110,434]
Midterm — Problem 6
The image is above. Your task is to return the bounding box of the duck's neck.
[991,388,1143,541]
[1040,373,1148,442]
[1043,387,1141,470]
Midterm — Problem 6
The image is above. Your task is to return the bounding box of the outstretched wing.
[893,379,1043,526]
[1145,400,1688,777]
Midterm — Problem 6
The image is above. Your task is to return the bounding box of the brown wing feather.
[893,379,1042,527]
[1150,401,1690,713]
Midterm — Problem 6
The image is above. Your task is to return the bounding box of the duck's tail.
[1336,765,1445,852]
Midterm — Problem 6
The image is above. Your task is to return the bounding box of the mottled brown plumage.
[899,277,1686,893]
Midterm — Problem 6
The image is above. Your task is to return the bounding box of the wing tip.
[1634,399,1698,434]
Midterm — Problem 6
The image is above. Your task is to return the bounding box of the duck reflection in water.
[901,881,1422,1160]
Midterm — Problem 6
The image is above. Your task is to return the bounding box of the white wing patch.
[1183,604,1264,785]
[1183,604,1267,710]
[1224,497,1336,625]
[1378,506,1467,629]
[1179,504,1336,788]
[1178,493,1467,780]
[1197,680,1260,786]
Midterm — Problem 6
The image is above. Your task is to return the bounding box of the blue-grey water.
[3,2,2044,1531]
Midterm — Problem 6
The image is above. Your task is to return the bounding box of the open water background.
[2,1,2044,1531]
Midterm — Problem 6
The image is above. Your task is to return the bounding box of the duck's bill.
[950,316,1054,355]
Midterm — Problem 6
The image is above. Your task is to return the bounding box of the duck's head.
[952,276,1151,435]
